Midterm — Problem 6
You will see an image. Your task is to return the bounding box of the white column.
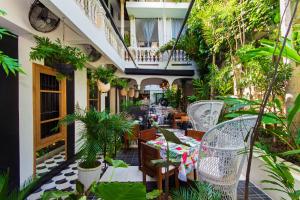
[74,69,87,153]
[101,93,107,111]
[130,16,137,47]
[120,0,125,38]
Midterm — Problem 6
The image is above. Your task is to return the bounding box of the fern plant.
[92,66,115,84]
[30,36,87,71]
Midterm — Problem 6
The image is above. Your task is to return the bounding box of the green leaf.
[92,182,147,200]
[279,149,300,157]
[0,170,9,200]
[76,181,85,194]
[287,94,300,128]
[155,126,190,147]
[146,190,161,199]
[41,190,72,200]
[105,157,128,168]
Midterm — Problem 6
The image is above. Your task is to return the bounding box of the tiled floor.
[28,147,272,200]
[36,152,66,177]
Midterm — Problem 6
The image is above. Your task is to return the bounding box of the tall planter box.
[242,152,300,200]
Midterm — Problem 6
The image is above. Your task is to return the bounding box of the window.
[172,19,186,39]
[33,64,67,152]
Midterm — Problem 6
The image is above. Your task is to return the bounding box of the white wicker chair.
[187,100,224,132]
[196,115,258,200]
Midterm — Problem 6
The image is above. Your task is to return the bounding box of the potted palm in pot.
[30,36,87,76]
[93,66,115,93]
[59,107,133,190]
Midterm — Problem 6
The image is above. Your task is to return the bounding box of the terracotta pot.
[97,80,110,93]
[78,161,101,191]
[128,88,135,98]
[120,88,128,96]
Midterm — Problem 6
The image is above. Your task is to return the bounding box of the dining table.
[146,129,201,182]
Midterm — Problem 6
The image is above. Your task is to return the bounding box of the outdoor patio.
[28,140,272,200]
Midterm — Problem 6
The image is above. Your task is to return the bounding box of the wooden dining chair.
[138,128,157,169]
[185,129,205,141]
[172,112,186,128]
[124,124,140,149]
[140,142,179,198]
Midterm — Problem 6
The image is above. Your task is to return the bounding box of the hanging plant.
[120,88,129,96]
[30,36,88,76]
[93,66,115,93]
[128,88,135,98]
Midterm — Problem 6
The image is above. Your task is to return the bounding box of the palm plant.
[0,9,24,76]
[171,181,222,200]
[58,107,133,168]
[0,170,36,200]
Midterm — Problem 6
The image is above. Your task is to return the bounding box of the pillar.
[129,16,137,47]
[120,0,125,38]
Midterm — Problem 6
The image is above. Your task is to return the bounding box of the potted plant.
[93,66,115,93]
[58,107,133,190]
[111,78,129,96]
[30,36,87,76]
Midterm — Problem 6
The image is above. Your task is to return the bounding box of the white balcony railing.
[74,0,124,58]
[125,47,191,64]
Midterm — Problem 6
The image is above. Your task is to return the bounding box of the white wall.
[18,35,36,185]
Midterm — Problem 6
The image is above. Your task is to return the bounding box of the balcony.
[124,47,192,68]
[40,0,128,70]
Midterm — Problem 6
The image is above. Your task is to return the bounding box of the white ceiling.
[126,2,189,18]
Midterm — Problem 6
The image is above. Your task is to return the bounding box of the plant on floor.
[171,181,222,200]
[59,107,133,168]
[219,94,300,199]
[0,170,36,200]
[256,147,300,200]
[0,9,25,76]
[42,158,160,200]
[58,107,133,190]
[30,36,87,76]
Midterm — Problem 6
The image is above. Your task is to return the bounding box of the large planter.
[78,162,102,191]
[45,59,74,75]
[97,80,111,93]
[120,88,128,96]
[242,152,300,200]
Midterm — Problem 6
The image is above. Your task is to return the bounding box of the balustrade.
[74,0,124,58]
[125,47,190,64]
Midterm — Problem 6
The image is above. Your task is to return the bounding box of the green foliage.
[124,33,130,47]
[42,181,87,200]
[30,36,87,70]
[0,170,37,200]
[171,181,222,200]
[92,182,147,200]
[58,107,133,168]
[237,44,292,97]
[105,157,128,168]
[208,64,233,96]
[121,100,142,112]
[187,79,209,103]
[164,87,182,109]
[259,151,300,200]
[111,78,129,89]
[243,39,300,63]
[0,9,25,76]
[92,66,115,84]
